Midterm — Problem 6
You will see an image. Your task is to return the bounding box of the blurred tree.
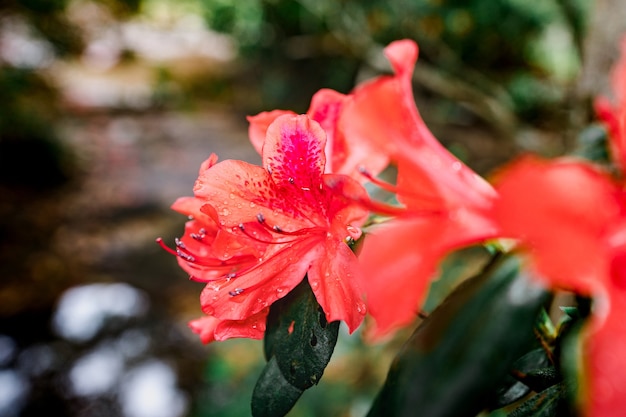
[199,0,591,129]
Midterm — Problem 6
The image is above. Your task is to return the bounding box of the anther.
[175,238,186,249]
[229,288,244,297]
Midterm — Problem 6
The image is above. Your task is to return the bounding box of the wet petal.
[189,308,269,344]
[192,158,310,230]
[308,238,366,333]
[199,238,321,320]
[263,114,327,190]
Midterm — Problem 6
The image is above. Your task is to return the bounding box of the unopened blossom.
[164,114,370,341]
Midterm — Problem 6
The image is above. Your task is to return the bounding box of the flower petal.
[357,217,442,338]
[199,238,321,320]
[189,308,269,344]
[584,288,626,417]
[247,110,295,155]
[308,238,366,333]
[492,156,621,294]
[192,158,310,230]
[263,114,327,190]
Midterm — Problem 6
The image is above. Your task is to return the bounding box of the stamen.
[157,237,256,268]
[156,238,178,256]
[238,223,300,245]
[358,166,399,194]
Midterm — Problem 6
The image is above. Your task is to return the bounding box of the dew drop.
[229,192,236,200]
[356,301,366,315]
[276,287,285,294]
[222,208,230,216]
[310,281,320,290]
[452,161,462,171]
[249,202,256,208]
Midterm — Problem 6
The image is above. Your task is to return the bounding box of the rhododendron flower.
[248,88,389,180]
[331,39,500,338]
[164,114,370,341]
[491,155,626,417]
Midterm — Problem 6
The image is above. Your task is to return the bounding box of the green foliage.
[252,278,340,417]
[366,254,550,417]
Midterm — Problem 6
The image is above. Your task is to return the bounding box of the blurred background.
[0,0,624,416]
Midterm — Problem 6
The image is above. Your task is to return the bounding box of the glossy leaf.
[251,357,304,417]
[490,348,552,409]
[252,278,340,417]
[507,383,568,417]
[367,254,550,417]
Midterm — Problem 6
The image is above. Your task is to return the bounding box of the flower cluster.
[162,38,626,416]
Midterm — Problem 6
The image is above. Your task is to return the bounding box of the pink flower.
[165,114,370,341]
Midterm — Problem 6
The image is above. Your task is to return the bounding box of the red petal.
[263,114,327,189]
[199,238,320,320]
[188,308,268,344]
[358,207,498,339]
[247,110,295,155]
[584,288,626,417]
[357,218,442,338]
[308,238,366,333]
[307,89,348,173]
[492,156,621,294]
[192,158,310,230]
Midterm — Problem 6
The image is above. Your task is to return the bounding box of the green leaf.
[367,254,550,417]
[252,278,340,417]
[507,383,568,417]
[251,356,304,417]
[491,348,552,409]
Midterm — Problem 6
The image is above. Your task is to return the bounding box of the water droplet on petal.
[310,280,320,290]
[249,202,256,208]
[452,161,462,171]
[356,301,366,315]
[222,208,230,216]
[276,287,285,294]
[229,193,236,200]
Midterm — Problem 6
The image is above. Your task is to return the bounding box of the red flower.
[333,39,500,338]
[165,114,370,340]
[491,156,626,417]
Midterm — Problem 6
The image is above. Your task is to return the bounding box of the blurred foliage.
[199,0,590,124]
[0,0,144,191]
